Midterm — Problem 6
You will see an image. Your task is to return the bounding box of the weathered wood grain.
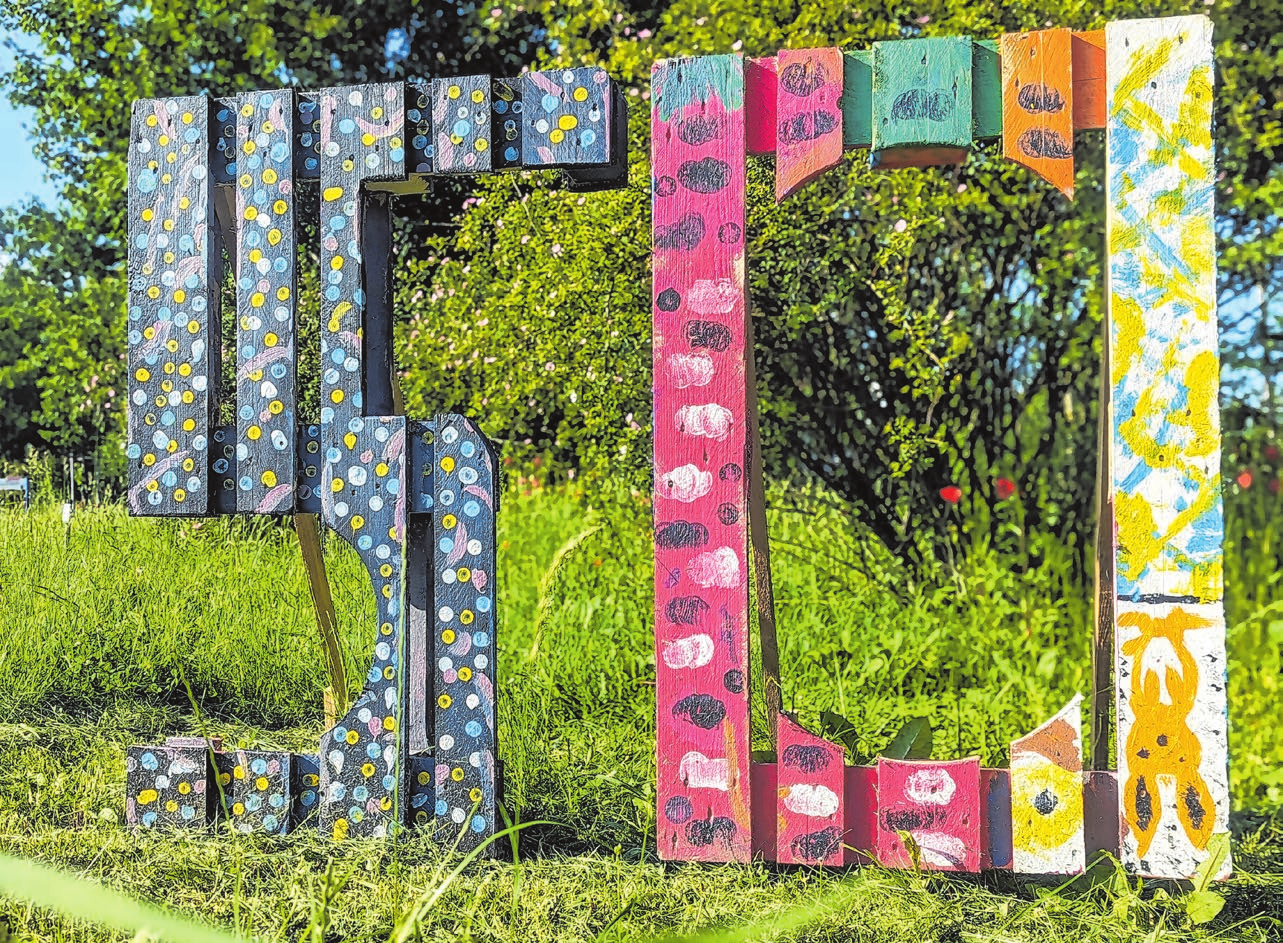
[125,94,221,516]
[843,764,878,864]
[776,714,845,865]
[432,416,500,853]
[652,54,753,863]
[876,757,980,871]
[972,40,1003,139]
[1106,15,1229,880]
[841,50,873,148]
[750,762,777,860]
[1072,31,1106,130]
[1001,29,1075,196]
[523,67,613,167]
[1011,695,1085,874]
[980,768,1013,870]
[775,48,843,201]
[870,38,972,168]
[433,75,492,173]
[233,90,297,514]
[214,749,293,834]
[745,57,777,156]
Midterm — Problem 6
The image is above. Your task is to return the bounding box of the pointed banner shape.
[1001,28,1075,196]
[775,47,843,200]
[1010,695,1085,874]
[776,714,846,865]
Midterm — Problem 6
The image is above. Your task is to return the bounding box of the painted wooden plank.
[1010,695,1085,874]
[875,757,980,871]
[750,762,777,860]
[745,57,777,156]
[523,67,614,167]
[980,768,1013,870]
[126,741,214,828]
[776,714,845,865]
[1001,29,1075,196]
[870,37,972,168]
[296,94,322,178]
[406,80,435,174]
[125,94,220,517]
[652,54,753,863]
[233,89,297,514]
[296,423,323,513]
[841,50,872,148]
[775,47,843,201]
[972,40,1003,139]
[1083,769,1120,863]
[1072,31,1106,130]
[563,82,630,192]
[290,753,320,831]
[408,754,435,830]
[1106,14,1228,881]
[214,749,292,834]
[431,417,500,852]
[492,77,524,170]
[843,764,877,864]
[433,75,492,173]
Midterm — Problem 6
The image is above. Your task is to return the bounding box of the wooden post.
[1106,15,1230,880]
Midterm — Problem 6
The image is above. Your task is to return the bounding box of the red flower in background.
[1267,445,1280,461]
[995,477,1018,500]
[1237,470,1253,489]
[939,485,962,504]
[1270,478,1280,495]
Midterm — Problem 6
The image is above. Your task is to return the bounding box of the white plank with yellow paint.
[1011,695,1084,874]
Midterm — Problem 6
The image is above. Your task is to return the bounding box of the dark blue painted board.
[291,753,321,830]
[215,749,293,834]
[407,81,435,175]
[492,77,524,170]
[522,67,613,167]
[126,741,214,828]
[432,75,492,173]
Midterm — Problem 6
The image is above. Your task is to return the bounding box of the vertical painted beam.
[406,81,435,175]
[875,758,980,871]
[1072,31,1107,130]
[1001,29,1075,197]
[433,76,492,174]
[841,51,873,148]
[432,417,500,853]
[1107,15,1229,880]
[125,95,220,516]
[776,714,845,865]
[972,40,1003,139]
[775,48,843,201]
[980,769,1013,870]
[745,57,777,156]
[1010,695,1085,874]
[652,54,753,863]
[843,765,878,864]
[870,38,972,168]
[233,90,297,514]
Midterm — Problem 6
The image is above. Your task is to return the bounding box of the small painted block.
[296,94,321,179]
[296,423,323,514]
[871,37,973,159]
[215,749,292,835]
[1071,31,1106,130]
[210,426,237,514]
[875,757,980,871]
[1001,29,1075,196]
[980,768,1013,870]
[776,714,845,865]
[1083,770,1119,862]
[972,40,1002,139]
[750,763,777,860]
[408,755,435,830]
[563,83,629,192]
[522,67,613,167]
[126,742,214,829]
[1011,695,1084,874]
[843,764,877,864]
[775,47,843,201]
[291,754,321,831]
[433,75,491,173]
[408,420,436,513]
[745,57,778,156]
[406,80,435,174]
[213,98,238,184]
[491,78,524,169]
[841,50,873,148]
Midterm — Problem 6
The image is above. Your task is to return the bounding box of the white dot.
[439,657,453,672]
[348,90,363,106]
[467,539,482,555]
[451,807,466,824]
[474,654,488,670]
[469,752,481,768]
[466,694,479,709]
[439,606,454,622]
[439,734,454,750]
[442,569,457,584]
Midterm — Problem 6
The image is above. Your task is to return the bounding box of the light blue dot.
[581,130,597,146]
[251,758,268,775]
[331,783,346,800]
[270,142,287,162]
[239,476,252,491]
[161,471,178,487]
[367,743,381,759]
[135,233,149,249]
[127,444,142,459]
[460,442,475,458]
[358,535,373,550]
[463,501,480,518]
[301,790,316,807]
[239,404,254,420]
[471,816,486,833]
[435,799,448,815]
[475,596,491,614]
[390,147,404,162]
[160,410,175,427]
[493,100,508,115]
[142,811,158,826]
[325,286,340,301]
[339,118,355,134]
[383,774,395,790]
[353,785,369,801]
[263,814,280,830]
[181,805,196,820]
[472,630,490,646]
[141,752,158,771]
[137,169,158,193]
[334,726,348,741]
[439,538,454,553]
[465,721,481,738]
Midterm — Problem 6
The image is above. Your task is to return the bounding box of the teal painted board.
[841,50,872,148]
[871,37,973,152]
[972,40,1002,139]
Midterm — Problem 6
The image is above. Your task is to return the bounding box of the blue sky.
[0,45,57,208]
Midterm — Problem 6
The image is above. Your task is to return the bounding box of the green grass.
[0,489,1280,941]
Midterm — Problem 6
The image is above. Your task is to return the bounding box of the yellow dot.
[147,286,161,300]
[351,514,365,530]
[448,85,461,99]
[471,89,484,103]
[372,106,384,119]
[323,186,344,202]
[179,196,190,210]
[158,134,169,146]
[166,339,179,353]
[146,480,159,491]
[173,289,186,304]
[458,666,472,681]
[333,819,348,840]
[269,400,283,415]
[138,789,158,805]
[383,716,395,731]
[362,132,375,146]
[166,440,178,454]
[239,173,253,189]
[450,135,464,146]
[380,796,393,811]
[273,199,286,214]
[161,379,173,392]
[383,665,396,679]
[183,418,196,432]
[173,489,186,501]
[442,629,456,644]
[262,120,274,133]
[218,772,231,785]
[163,251,175,264]
[146,115,158,127]
[361,763,375,778]
[244,206,258,221]
[276,286,290,301]
[451,768,465,782]
[135,368,150,382]
[248,425,262,441]
[182,112,193,124]
[470,788,483,802]
[165,800,178,813]
[143,454,156,467]
[267,228,282,246]
[163,362,175,375]
[375,462,389,477]
[143,327,156,340]
[188,321,200,334]
[331,480,344,493]
[251,292,265,308]
[242,140,256,155]
[438,694,452,709]
[261,470,277,487]
[573,87,588,102]
[549,129,565,144]
[345,729,360,745]
[331,390,344,404]
[380,563,393,578]
[460,611,474,626]
[264,332,278,347]
[181,391,193,404]
[381,622,393,635]
[456,568,470,583]
[440,457,455,473]
[262,168,278,185]
[161,173,172,184]
[233,802,245,816]
[255,776,269,791]
[249,249,263,263]
[474,138,488,151]
[331,256,344,270]
[141,208,154,222]
[558,115,578,131]
[182,458,194,471]
[442,514,457,529]
[327,318,341,332]
[418,771,431,786]
[179,363,191,376]
[240,103,254,117]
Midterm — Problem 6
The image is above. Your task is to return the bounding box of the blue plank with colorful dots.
[126,740,214,829]
[432,75,492,173]
[432,416,500,852]
[215,749,293,835]
[492,78,524,170]
[522,67,613,167]
[125,94,221,517]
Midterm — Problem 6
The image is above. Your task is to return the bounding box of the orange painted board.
[775,47,843,201]
[1001,29,1075,197]
[1072,31,1106,130]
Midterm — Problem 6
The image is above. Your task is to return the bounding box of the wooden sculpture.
[652,15,1230,880]
[123,71,628,849]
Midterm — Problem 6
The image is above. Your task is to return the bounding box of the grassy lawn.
[0,491,1279,941]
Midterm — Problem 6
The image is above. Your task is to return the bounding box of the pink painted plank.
[775,48,843,201]
[745,57,778,156]
[844,764,878,864]
[776,714,845,865]
[980,768,1013,870]
[652,54,753,863]
[876,757,981,872]
[751,762,777,860]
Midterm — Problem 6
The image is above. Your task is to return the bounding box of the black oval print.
[779,61,829,97]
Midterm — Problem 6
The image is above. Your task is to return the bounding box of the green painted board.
[871,37,973,152]
[842,50,873,148]
[972,39,1002,139]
